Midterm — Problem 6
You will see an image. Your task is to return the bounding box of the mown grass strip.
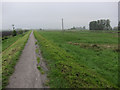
[1,31,31,88]
[34,30,117,88]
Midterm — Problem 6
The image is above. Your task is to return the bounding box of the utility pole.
[62,18,64,30]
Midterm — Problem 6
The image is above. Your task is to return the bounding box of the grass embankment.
[2,31,31,88]
[34,30,117,88]
[2,34,26,51]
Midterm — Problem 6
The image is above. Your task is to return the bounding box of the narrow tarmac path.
[7,31,43,88]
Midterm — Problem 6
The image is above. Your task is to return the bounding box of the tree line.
[67,19,118,31]
[89,19,112,30]
[2,30,29,40]
[69,26,87,30]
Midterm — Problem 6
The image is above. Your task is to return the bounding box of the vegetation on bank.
[37,66,45,74]
[34,30,118,88]
[2,33,26,52]
[1,31,31,88]
[2,30,29,38]
[1,30,29,52]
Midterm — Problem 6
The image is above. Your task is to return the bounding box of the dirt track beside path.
[7,31,44,88]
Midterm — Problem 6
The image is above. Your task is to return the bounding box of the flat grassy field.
[34,30,118,88]
[1,31,31,88]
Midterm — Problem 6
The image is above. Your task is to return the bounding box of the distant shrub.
[2,36,8,40]
[24,30,29,32]
[12,30,17,36]
[2,31,12,37]
[18,30,23,34]
[4,36,8,39]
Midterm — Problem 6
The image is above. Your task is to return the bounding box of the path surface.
[7,31,44,88]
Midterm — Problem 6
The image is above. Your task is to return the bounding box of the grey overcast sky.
[2,2,118,30]
[118,1,120,21]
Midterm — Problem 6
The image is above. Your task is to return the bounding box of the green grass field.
[34,30,118,88]
[1,31,31,88]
